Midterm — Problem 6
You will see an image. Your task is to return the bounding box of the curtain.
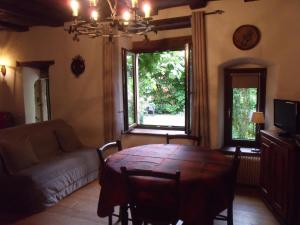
[103,39,117,142]
[191,11,210,147]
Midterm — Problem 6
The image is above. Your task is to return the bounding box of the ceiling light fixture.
[66,0,154,41]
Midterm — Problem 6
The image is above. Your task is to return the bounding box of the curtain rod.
[204,10,224,16]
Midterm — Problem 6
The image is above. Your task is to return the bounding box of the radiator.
[227,153,261,186]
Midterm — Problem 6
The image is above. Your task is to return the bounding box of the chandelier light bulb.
[89,0,97,7]
[123,11,131,25]
[70,0,79,17]
[143,3,151,18]
[91,9,99,21]
[131,0,138,8]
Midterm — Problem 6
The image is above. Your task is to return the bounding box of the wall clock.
[233,25,261,50]
[71,55,85,77]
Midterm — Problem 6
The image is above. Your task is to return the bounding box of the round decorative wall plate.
[233,25,261,50]
[71,55,85,77]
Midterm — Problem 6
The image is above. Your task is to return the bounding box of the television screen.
[274,99,300,134]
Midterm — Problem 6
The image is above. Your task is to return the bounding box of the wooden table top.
[106,144,231,180]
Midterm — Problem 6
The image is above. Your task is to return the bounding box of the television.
[274,99,300,136]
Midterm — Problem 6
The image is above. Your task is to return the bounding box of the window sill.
[222,146,261,156]
[126,128,185,136]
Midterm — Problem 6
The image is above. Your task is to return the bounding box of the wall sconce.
[1,65,6,77]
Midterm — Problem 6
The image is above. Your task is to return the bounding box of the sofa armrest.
[0,174,45,212]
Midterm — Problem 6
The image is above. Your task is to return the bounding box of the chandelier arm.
[67,0,155,40]
[106,0,117,18]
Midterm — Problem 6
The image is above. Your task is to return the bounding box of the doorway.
[17,61,54,124]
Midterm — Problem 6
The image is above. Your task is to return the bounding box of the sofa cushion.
[55,126,82,152]
[0,138,39,174]
[29,131,61,161]
[16,148,99,208]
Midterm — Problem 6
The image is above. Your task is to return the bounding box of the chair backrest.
[229,146,241,198]
[97,140,122,171]
[232,146,241,178]
[166,133,201,146]
[121,167,181,224]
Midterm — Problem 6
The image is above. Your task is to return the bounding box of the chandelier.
[67,0,154,41]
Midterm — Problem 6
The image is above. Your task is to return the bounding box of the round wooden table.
[97,144,233,225]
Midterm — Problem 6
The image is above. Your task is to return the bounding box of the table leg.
[120,204,128,225]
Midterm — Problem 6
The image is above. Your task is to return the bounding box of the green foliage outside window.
[232,88,257,140]
[138,51,186,114]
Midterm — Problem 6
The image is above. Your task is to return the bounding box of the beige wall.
[125,0,300,148]
[0,27,104,147]
[204,0,300,147]
[122,134,166,148]
[0,33,30,119]
[1,0,300,148]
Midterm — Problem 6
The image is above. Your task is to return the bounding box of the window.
[125,52,136,127]
[224,68,267,147]
[122,38,191,132]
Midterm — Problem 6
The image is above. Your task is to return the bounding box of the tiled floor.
[0,181,280,225]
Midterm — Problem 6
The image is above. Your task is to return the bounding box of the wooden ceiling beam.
[151,16,191,32]
[154,0,189,10]
[0,20,28,32]
[132,36,192,53]
[29,0,71,22]
[189,0,209,9]
[0,1,211,29]
[0,1,63,26]
[150,0,209,16]
[16,60,55,70]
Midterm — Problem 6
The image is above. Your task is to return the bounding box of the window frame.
[122,37,192,133]
[224,67,267,147]
[122,50,137,131]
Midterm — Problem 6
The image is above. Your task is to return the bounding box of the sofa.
[0,119,99,212]
[0,112,14,129]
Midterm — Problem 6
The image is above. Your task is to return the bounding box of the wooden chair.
[97,140,123,225]
[97,140,122,170]
[215,146,241,225]
[166,133,201,146]
[121,167,181,225]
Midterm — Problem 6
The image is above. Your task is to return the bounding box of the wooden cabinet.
[260,130,300,225]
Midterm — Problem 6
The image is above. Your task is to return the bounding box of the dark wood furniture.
[97,144,234,225]
[97,140,123,225]
[260,130,300,225]
[166,133,201,146]
[121,167,181,225]
[215,147,241,225]
[97,140,122,168]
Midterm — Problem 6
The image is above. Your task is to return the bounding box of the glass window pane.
[126,53,135,126]
[137,50,185,127]
[232,88,257,140]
